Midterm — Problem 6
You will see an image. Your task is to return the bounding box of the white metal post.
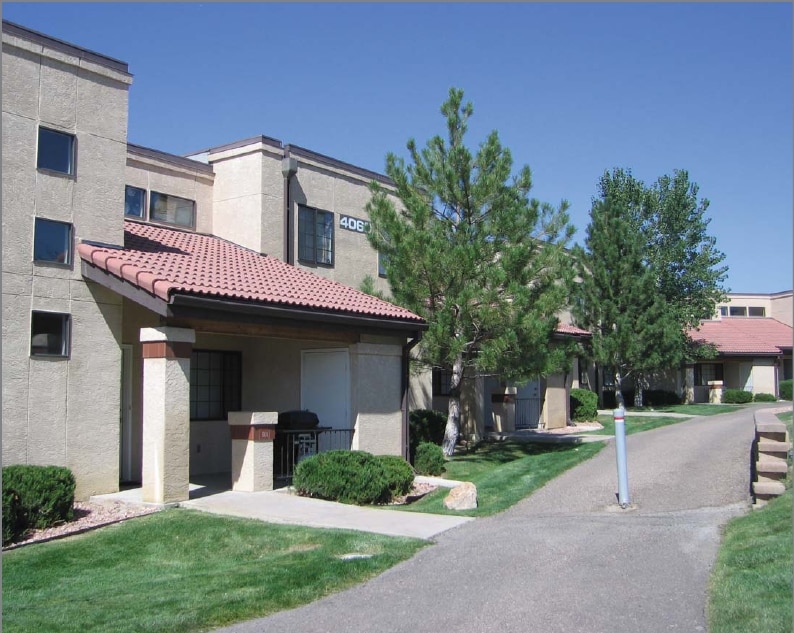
[614,406,630,508]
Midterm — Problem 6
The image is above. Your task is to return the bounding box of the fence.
[274,428,355,486]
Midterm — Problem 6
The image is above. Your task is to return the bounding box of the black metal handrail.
[274,427,355,486]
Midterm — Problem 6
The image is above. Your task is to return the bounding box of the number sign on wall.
[339,215,370,234]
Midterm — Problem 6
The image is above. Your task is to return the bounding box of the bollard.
[613,407,630,508]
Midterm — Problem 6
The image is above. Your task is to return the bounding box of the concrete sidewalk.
[93,480,472,541]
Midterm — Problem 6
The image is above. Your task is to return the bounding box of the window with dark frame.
[150,191,195,229]
[30,311,71,357]
[298,205,334,266]
[189,350,242,421]
[125,185,146,218]
[37,127,75,175]
[695,363,724,386]
[378,251,388,278]
[719,306,728,317]
[33,218,73,264]
[432,368,453,397]
[729,306,747,317]
[748,306,766,317]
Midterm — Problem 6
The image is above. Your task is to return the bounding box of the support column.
[544,372,569,430]
[140,327,195,504]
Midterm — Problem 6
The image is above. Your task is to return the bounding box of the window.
[378,251,388,278]
[719,306,728,317]
[729,306,747,317]
[298,205,334,266]
[190,350,242,420]
[125,185,146,218]
[695,363,723,386]
[30,311,70,357]
[150,191,195,229]
[432,368,453,397]
[748,306,766,317]
[33,218,72,264]
[37,127,75,175]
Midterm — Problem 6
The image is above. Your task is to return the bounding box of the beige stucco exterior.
[2,24,132,499]
[716,291,793,326]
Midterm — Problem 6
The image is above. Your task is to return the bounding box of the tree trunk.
[441,355,464,457]
[633,377,645,408]
[614,369,626,409]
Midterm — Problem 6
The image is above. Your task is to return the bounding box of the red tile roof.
[555,323,591,337]
[78,221,424,323]
[689,318,793,355]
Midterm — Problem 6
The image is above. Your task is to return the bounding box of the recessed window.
[33,218,73,264]
[729,306,747,317]
[378,251,388,278]
[125,185,146,218]
[298,205,334,266]
[37,127,75,175]
[719,306,728,317]
[190,350,242,420]
[748,306,766,317]
[30,311,71,357]
[695,363,723,386]
[150,191,195,229]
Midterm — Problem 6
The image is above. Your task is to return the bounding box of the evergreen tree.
[366,88,574,455]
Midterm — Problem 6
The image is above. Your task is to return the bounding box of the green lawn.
[397,440,604,517]
[708,490,792,633]
[627,404,746,416]
[777,410,792,439]
[2,509,427,633]
[590,414,693,436]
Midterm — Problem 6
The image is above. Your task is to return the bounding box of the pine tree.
[366,88,574,455]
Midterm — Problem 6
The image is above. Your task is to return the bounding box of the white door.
[119,345,134,483]
[301,349,350,430]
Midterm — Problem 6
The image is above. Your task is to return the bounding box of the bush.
[293,450,391,505]
[642,390,682,406]
[723,389,753,404]
[570,388,598,421]
[2,465,75,544]
[754,392,777,403]
[779,379,792,401]
[377,455,415,497]
[2,488,22,546]
[414,442,446,476]
[409,409,446,462]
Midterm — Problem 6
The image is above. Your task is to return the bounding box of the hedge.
[293,450,392,505]
[779,379,792,401]
[408,409,446,462]
[570,388,598,422]
[722,389,753,404]
[2,465,75,545]
[753,393,777,403]
[377,455,415,497]
[414,442,446,476]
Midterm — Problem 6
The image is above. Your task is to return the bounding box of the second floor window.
[34,218,73,265]
[298,205,334,266]
[124,186,195,229]
[125,186,146,218]
[37,127,75,175]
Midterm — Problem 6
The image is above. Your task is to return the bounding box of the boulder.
[443,482,477,510]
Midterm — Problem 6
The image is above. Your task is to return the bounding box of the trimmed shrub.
[293,450,391,505]
[723,389,753,404]
[2,465,75,540]
[409,409,446,462]
[754,393,777,403]
[779,379,792,401]
[377,455,415,497]
[643,390,682,407]
[570,388,598,421]
[2,488,22,546]
[414,442,446,476]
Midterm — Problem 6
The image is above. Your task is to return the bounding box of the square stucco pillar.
[140,327,195,504]
[544,372,570,430]
[228,412,277,492]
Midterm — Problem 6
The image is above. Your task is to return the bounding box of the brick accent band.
[229,425,276,442]
[141,341,193,359]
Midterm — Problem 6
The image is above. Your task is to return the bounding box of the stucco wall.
[2,28,131,499]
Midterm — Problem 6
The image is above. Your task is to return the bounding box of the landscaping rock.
[443,482,477,510]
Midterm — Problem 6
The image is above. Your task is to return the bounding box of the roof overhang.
[82,260,427,337]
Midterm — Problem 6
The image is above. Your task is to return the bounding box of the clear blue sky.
[4,2,792,293]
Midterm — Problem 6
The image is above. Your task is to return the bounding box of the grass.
[777,410,792,440]
[627,404,746,416]
[398,440,605,517]
[1,509,427,633]
[708,490,792,633]
[590,414,693,436]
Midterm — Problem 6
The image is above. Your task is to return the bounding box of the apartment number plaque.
[339,215,370,234]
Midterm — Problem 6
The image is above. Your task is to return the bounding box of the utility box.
[228,411,278,492]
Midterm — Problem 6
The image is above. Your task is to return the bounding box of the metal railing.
[515,398,542,429]
[274,428,355,486]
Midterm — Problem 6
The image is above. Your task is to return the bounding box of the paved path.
[215,405,764,633]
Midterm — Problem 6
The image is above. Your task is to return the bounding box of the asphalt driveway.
[215,405,761,633]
